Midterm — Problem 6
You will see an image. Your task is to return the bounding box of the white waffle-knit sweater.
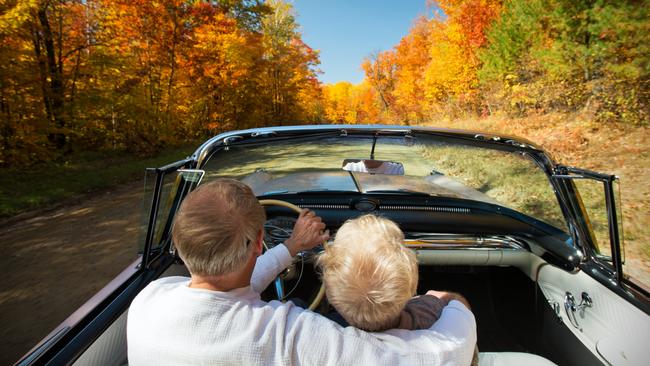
[127,244,477,365]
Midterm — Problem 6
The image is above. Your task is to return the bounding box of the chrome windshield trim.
[192,125,545,169]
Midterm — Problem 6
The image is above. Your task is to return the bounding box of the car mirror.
[342,158,405,175]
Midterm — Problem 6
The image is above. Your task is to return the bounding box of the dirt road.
[0,182,143,365]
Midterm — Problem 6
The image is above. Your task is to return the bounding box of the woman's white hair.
[171,179,265,277]
[317,214,418,331]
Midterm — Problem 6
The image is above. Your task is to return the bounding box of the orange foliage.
[361,51,397,113]
[323,0,502,124]
[0,0,322,165]
[393,17,431,122]
[436,0,502,51]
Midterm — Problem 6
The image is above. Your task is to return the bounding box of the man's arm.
[281,297,477,365]
[426,290,472,310]
[397,294,446,330]
[251,209,329,293]
[250,244,292,293]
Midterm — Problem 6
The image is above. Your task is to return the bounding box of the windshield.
[201,134,567,232]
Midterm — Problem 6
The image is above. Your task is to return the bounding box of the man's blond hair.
[171,178,265,277]
[317,214,418,331]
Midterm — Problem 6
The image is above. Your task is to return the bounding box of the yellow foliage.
[424,21,477,103]
[323,82,356,123]
[0,0,38,34]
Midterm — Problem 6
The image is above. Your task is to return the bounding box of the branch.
[62,43,102,61]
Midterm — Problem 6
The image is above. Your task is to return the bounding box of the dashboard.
[258,193,558,307]
[260,192,576,272]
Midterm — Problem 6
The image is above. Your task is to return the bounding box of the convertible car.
[17,125,649,365]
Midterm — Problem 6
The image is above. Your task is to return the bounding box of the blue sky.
[292,1,432,84]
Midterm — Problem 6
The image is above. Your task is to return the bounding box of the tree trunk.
[31,25,53,123]
[37,3,66,149]
[166,5,178,120]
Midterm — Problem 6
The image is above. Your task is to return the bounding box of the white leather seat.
[479,352,556,366]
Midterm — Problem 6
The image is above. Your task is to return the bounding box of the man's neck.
[189,273,249,292]
[188,251,258,292]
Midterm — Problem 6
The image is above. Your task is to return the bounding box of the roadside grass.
[418,145,568,230]
[0,145,197,217]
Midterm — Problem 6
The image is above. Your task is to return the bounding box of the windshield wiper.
[260,189,358,196]
[365,189,431,196]
[296,188,359,194]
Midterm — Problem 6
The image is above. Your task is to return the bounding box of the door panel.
[537,263,650,366]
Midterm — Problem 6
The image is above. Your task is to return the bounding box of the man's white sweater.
[127,244,476,365]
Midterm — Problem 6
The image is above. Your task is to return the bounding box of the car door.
[537,167,650,366]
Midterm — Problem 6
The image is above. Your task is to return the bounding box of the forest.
[0,0,648,167]
[1,0,321,165]
[323,0,648,126]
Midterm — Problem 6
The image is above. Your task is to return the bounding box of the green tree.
[478,0,544,83]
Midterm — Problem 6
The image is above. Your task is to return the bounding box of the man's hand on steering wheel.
[284,209,330,256]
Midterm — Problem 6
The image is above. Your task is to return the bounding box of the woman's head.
[317,214,418,331]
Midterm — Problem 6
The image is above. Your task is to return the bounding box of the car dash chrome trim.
[404,236,524,250]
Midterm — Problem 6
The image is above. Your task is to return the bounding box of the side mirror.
[342,159,405,175]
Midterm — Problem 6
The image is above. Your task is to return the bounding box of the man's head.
[317,214,418,331]
[171,178,265,277]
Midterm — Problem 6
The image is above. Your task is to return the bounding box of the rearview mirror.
[342,159,405,175]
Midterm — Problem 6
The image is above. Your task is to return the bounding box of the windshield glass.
[201,134,567,232]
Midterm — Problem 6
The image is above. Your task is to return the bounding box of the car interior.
[70,192,609,366]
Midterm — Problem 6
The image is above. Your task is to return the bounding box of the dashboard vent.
[299,204,349,209]
[298,203,470,214]
[381,205,470,213]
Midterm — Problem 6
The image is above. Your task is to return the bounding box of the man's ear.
[253,229,264,256]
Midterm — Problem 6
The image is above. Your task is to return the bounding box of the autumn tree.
[0,1,49,165]
[0,0,323,166]
[322,82,356,123]
[352,82,383,123]
[258,0,321,124]
[422,0,501,116]
[392,17,431,123]
[336,0,502,124]
[479,0,649,123]
[361,50,397,114]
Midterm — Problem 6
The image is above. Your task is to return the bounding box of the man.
[127,178,476,365]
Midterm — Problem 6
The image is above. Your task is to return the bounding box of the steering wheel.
[259,199,326,311]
